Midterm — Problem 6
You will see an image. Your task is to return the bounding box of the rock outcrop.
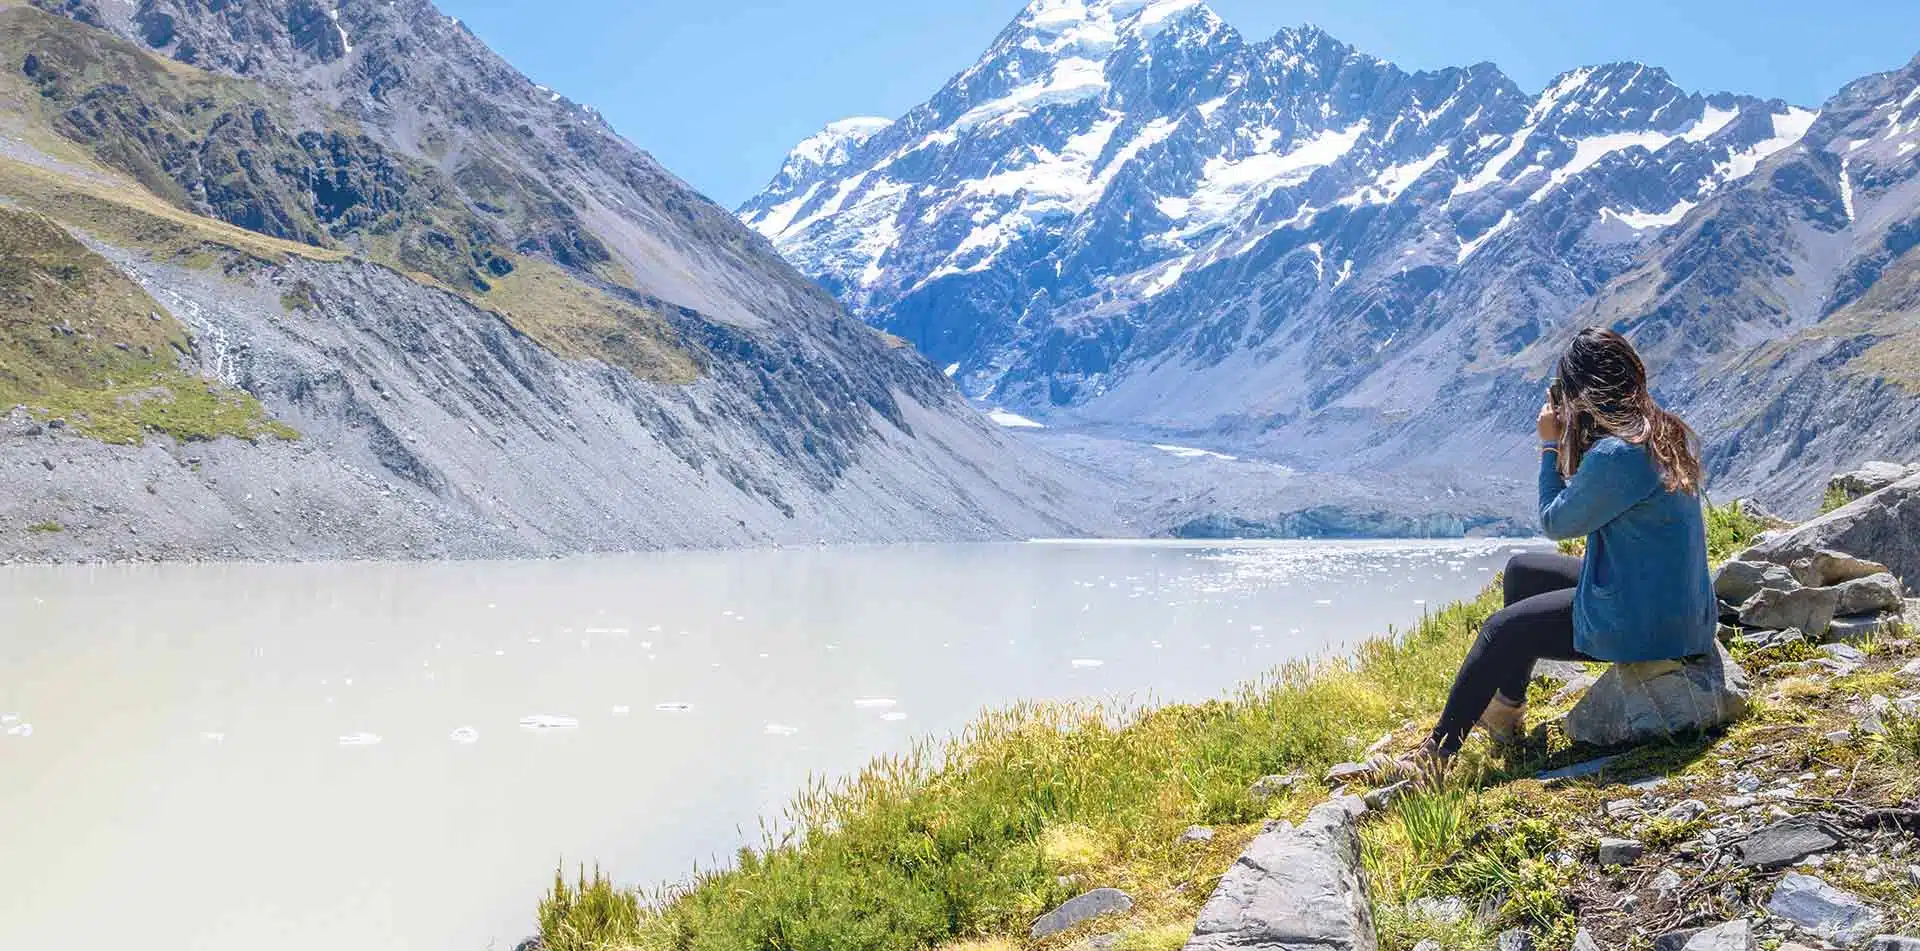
[1564,643,1750,747]
[1745,476,1920,590]
[1031,888,1135,939]
[1184,801,1376,951]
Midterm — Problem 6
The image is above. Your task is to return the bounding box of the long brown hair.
[1554,327,1703,494]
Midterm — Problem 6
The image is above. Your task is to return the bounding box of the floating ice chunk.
[654,702,693,713]
[764,723,800,736]
[338,732,381,746]
[449,727,479,744]
[6,722,32,737]
[519,715,579,730]
[853,697,898,709]
[1071,658,1105,668]
[880,712,908,722]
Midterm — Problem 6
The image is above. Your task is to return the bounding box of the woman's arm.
[1538,440,1658,540]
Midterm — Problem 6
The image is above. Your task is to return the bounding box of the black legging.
[1430,552,1593,753]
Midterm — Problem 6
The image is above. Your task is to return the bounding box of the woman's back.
[1540,436,1716,662]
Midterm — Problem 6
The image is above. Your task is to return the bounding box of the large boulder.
[1740,586,1840,635]
[1828,462,1920,503]
[1183,800,1376,951]
[1792,552,1893,588]
[1835,573,1905,615]
[1744,475,1920,589]
[1564,642,1750,747]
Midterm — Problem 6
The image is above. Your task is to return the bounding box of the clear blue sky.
[436,0,1920,209]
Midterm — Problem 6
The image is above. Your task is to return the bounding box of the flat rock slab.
[1734,815,1839,867]
[1537,754,1621,782]
[1682,920,1755,951]
[1565,643,1750,748]
[1031,887,1134,939]
[1767,873,1886,947]
[1183,801,1376,951]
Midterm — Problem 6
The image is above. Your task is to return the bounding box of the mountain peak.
[790,117,894,168]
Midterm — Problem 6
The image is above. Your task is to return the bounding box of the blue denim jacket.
[1539,436,1718,662]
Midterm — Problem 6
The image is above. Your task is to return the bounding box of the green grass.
[26,520,61,533]
[1822,483,1854,514]
[539,589,1506,951]
[0,205,296,444]
[1705,499,1769,564]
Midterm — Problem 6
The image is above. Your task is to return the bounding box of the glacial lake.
[0,539,1535,951]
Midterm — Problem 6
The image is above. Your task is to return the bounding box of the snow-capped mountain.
[740,0,1902,513]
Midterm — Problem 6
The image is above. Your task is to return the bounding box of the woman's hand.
[1537,395,1564,442]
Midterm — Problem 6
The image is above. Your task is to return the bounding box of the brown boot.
[1361,735,1452,787]
[1478,692,1526,746]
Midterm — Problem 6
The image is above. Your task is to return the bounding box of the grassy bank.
[538,505,1864,951]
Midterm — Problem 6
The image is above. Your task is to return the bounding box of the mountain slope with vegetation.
[0,0,1116,560]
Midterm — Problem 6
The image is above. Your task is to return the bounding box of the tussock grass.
[540,591,1504,951]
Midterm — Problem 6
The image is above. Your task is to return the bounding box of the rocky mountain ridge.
[743,0,1920,518]
[0,0,1119,560]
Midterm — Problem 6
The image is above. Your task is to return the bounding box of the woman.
[1399,328,1718,770]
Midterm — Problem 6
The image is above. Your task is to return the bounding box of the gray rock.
[1791,552,1895,588]
[1733,816,1839,867]
[1407,896,1466,923]
[1829,613,1901,644]
[1741,586,1841,635]
[1662,799,1709,823]
[1598,837,1645,865]
[1324,762,1371,786]
[1745,477,1920,590]
[1681,920,1755,951]
[1731,498,1793,528]
[1835,573,1906,616]
[1734,627,1811,652]
[1536,754,1620,782]
[1323,794,1370,820]
[1183,801,1376,951]
[1573,929,1604,951]
[1178,825,1216,845]
[1564,643,1751,747]
[1655,929,1704,951]
[1030,887,1135,939]
[1899,659,1920,681]
[1552,673,1600,703]
[1823,643,1869,665]
[1533,659,1589,683]
[1716,560,1802,605]
[1867,937,1920,951]
[1606,798,1641,818]
[1497,929,1536,951]
[1766,873,1886,947]
[1652,868,1684,894]
[1828,463,1920,503]
[1412,941,1443,951]
[510,938,544,951]
[1248,772,1303,802]
[1363,781,1410,811]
